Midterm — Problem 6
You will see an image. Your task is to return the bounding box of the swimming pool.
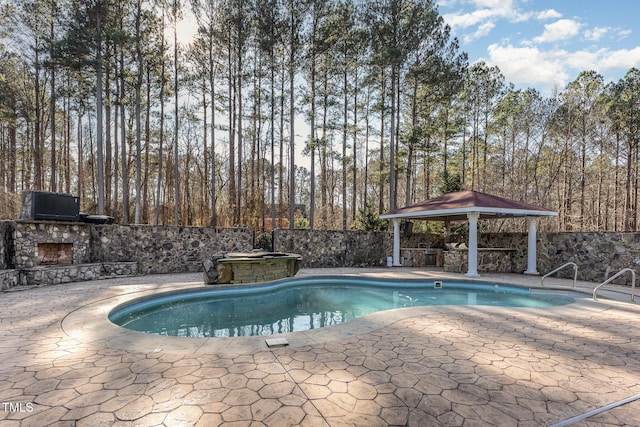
[109,277,574,338]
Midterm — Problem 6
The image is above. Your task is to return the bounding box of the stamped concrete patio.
[1,267,640,426]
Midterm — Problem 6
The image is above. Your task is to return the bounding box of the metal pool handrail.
[593,268,636,302]
[541,262,577,288]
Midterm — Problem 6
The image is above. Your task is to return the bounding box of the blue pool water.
[109,277,574,338]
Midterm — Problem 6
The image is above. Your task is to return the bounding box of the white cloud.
[584,26,609,41]
[599,46,640,70]
[442,1,564,43]
[617,29,632,40]
[436,0,458,7]
[475,21,496,37]
[535,9,562,20]
[533,19,582,43]
[442,0,522,29]
[470,0,515,17]
[443,9,496,29]
[564,49,602,70]
[442,0,561,26]
[514,8,563,23]
[485,43,640,92]
[472,0,510,7]
[485,43,569,90]
[464,21,496,44]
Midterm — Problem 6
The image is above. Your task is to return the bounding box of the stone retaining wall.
[1,262,139,288]
[274,229,388,268]
[91,225,254,274]
[2,220,639,287]
[100,262,139,278]
[477,232,640,283]
[443,249,515,274]
[539,232,639,283]
[20,263,102,286]
[0,221,253,288]
[273,229,441,268]
[16,262,139,286]
[0,270,19,290]
[272,229,640,284]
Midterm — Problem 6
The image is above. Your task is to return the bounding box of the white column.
[465,212,480,277]
[524,217,539,275]
[392,219,401,266]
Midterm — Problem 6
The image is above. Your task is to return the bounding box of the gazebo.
[380,190,558,277]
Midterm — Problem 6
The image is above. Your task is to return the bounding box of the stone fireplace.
[13,221,91,269]
[3,220,138,287]
[37,243,74,265]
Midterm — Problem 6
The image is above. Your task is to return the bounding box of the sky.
[435,0,640,94]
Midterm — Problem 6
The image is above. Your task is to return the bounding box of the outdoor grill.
[20,191,114,224]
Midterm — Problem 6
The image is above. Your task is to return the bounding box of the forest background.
[0,0,639,234]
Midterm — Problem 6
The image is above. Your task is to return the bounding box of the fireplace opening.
[37,243,73,265]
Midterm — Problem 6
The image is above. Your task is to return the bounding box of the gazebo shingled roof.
[381,190,556,222]
[380,190,558,277]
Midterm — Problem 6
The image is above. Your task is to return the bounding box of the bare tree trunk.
[625,141,633,230]
[342,68,348,230]
[9,121,17,193]
[279,60,285,220]
[155,5,166,225]
[209,34,217,227]
[173,8,179,225]
[237,46,243,225]
[289,19,295,230]
[634,144,639,230]
[309,36,316,230]
[143,66,152,223]
[134,0,143,223]
[363,83,370,210]
[228,32,237,225]
[405,78,418,206]
[611,132,618,230]
[203,72,209,223]
[34,28,42,189]
[64,93,70,194]
[104,52,112,214]
[252,48,262,230]
[96,5,105,214]
[378,68,385,214]
[49,17,56,192]
[461,113,467,185]
[270,58,275,230]
[320,69,328,225]
[88,115,96,205]
[120,43,129,224]
[351,67,358,223]
[113,67,119,220]
[389,65,396,211]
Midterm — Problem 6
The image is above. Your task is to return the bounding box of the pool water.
[109,277,574,338]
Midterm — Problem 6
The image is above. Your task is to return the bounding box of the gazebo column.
[465,212,480,277]
[524,217,540,275]
[392,219,401,266]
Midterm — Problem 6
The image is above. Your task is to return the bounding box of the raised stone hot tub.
[203,251,302,285]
